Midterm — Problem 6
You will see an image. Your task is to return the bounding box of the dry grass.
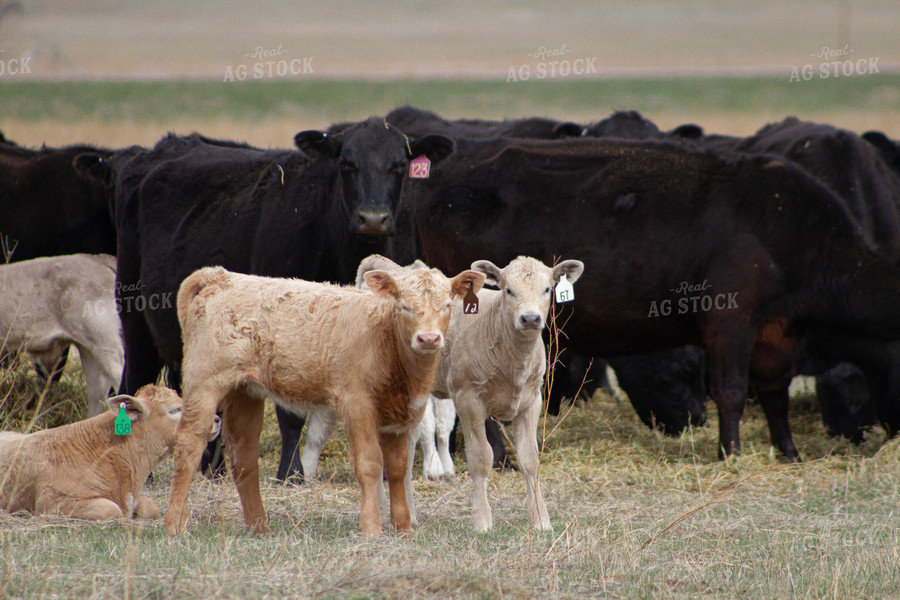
[2,354,899,599]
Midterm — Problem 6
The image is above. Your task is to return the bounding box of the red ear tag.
[409,155,431,179]
[463,282,478,314]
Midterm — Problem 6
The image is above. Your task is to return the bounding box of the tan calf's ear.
[355,254,404,289]
[551,260,585,285]
[364,270,400,298]
[450,270,486,298]
[106,394,151,421]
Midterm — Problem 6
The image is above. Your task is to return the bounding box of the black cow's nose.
[518,312,543,330]
[355,209,392,236]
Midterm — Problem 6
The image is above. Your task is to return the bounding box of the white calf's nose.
[518,312,543,330]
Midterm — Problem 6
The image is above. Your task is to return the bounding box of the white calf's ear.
[364,270,400,298]
[471,260,503,288]
[355,254,403,289]
[552,260,585,285]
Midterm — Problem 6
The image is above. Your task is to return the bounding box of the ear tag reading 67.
[463,281,479,314]
[409,155,431,179]
[114,402,131,436]
[555,275,574,303]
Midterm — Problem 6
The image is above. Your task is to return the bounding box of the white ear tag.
[555,275,574,303]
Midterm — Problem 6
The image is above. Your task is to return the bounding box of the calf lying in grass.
[0,384,220,520]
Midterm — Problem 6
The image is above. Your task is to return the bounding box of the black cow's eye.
[340,160,357,172]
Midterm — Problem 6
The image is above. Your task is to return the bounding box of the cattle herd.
[2,105,900,535]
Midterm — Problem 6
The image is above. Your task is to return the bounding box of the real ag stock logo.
[789,45,879,82]
[647,280,739,318]
[506,44,597,82]
[223,44,314,82]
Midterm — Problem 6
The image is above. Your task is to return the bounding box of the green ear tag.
[115,402,132,436]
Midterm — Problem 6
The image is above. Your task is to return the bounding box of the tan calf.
[165,264,484,535]
[434,256,584,532]
[0,385,219,520]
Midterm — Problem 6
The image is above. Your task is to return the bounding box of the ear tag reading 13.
[409,155,431,179]
[115,402,132,436]
[555,275,574,303]
[463,281,479,314]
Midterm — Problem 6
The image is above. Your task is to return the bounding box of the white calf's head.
[106,385,221,445]
[472,257,584,333]
[364,266,485,353]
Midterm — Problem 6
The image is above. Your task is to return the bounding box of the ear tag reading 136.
[409,155,431,179]
[463,281,479,314]
[555,275,574,303]
[115,402,132,436]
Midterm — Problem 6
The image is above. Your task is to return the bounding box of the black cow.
[584,110,704,141]
[399,135,900,460]
[113,119,453,482]
[0,136,116,383]
[0,137,115,263]
[377,105,585,140]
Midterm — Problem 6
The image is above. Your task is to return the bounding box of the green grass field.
[2,75,899,149]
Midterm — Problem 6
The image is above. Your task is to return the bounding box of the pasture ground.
[2,351,899,600]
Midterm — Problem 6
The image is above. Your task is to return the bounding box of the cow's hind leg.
[222,389,269,534]
[165,386,222,535]
[511,394,552,531]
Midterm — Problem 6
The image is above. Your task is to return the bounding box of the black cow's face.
[295,117,453,238]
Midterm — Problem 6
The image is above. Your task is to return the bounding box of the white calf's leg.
[511,393,552,531]
[301,407,337,479]
[433,397,456,476]
[455,394,493,532]
[419,396,443,479]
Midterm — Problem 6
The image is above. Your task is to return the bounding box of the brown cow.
[164,263,484,535]
[0,385,219,520]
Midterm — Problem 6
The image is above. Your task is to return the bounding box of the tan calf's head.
[364,266,485,353]
[106,385,221,445]
[472,257,584,333]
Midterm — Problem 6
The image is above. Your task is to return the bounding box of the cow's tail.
[176,266,229,334]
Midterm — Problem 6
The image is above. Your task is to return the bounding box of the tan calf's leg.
[511,394,552,531]
[380,430,412,532]
[456,394,493,532]
[345,404,384,535]
[221,389,269,534]
[134,496,160,519]
[51,497,124,520]
[165,386,222,535]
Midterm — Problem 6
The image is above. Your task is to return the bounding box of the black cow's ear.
[862,131,900,166]
[73,153,112,183]
[553,122,586,138]
[670,124,704,139]
[294,130,342,158]
[408,134,455,165]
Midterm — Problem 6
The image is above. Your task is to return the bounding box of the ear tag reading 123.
[463,281,479,314]
[409,155,431,179]
[115,402,131,436]
[555,275,574,303]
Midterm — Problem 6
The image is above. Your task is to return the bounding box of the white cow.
[0,254,123,416]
